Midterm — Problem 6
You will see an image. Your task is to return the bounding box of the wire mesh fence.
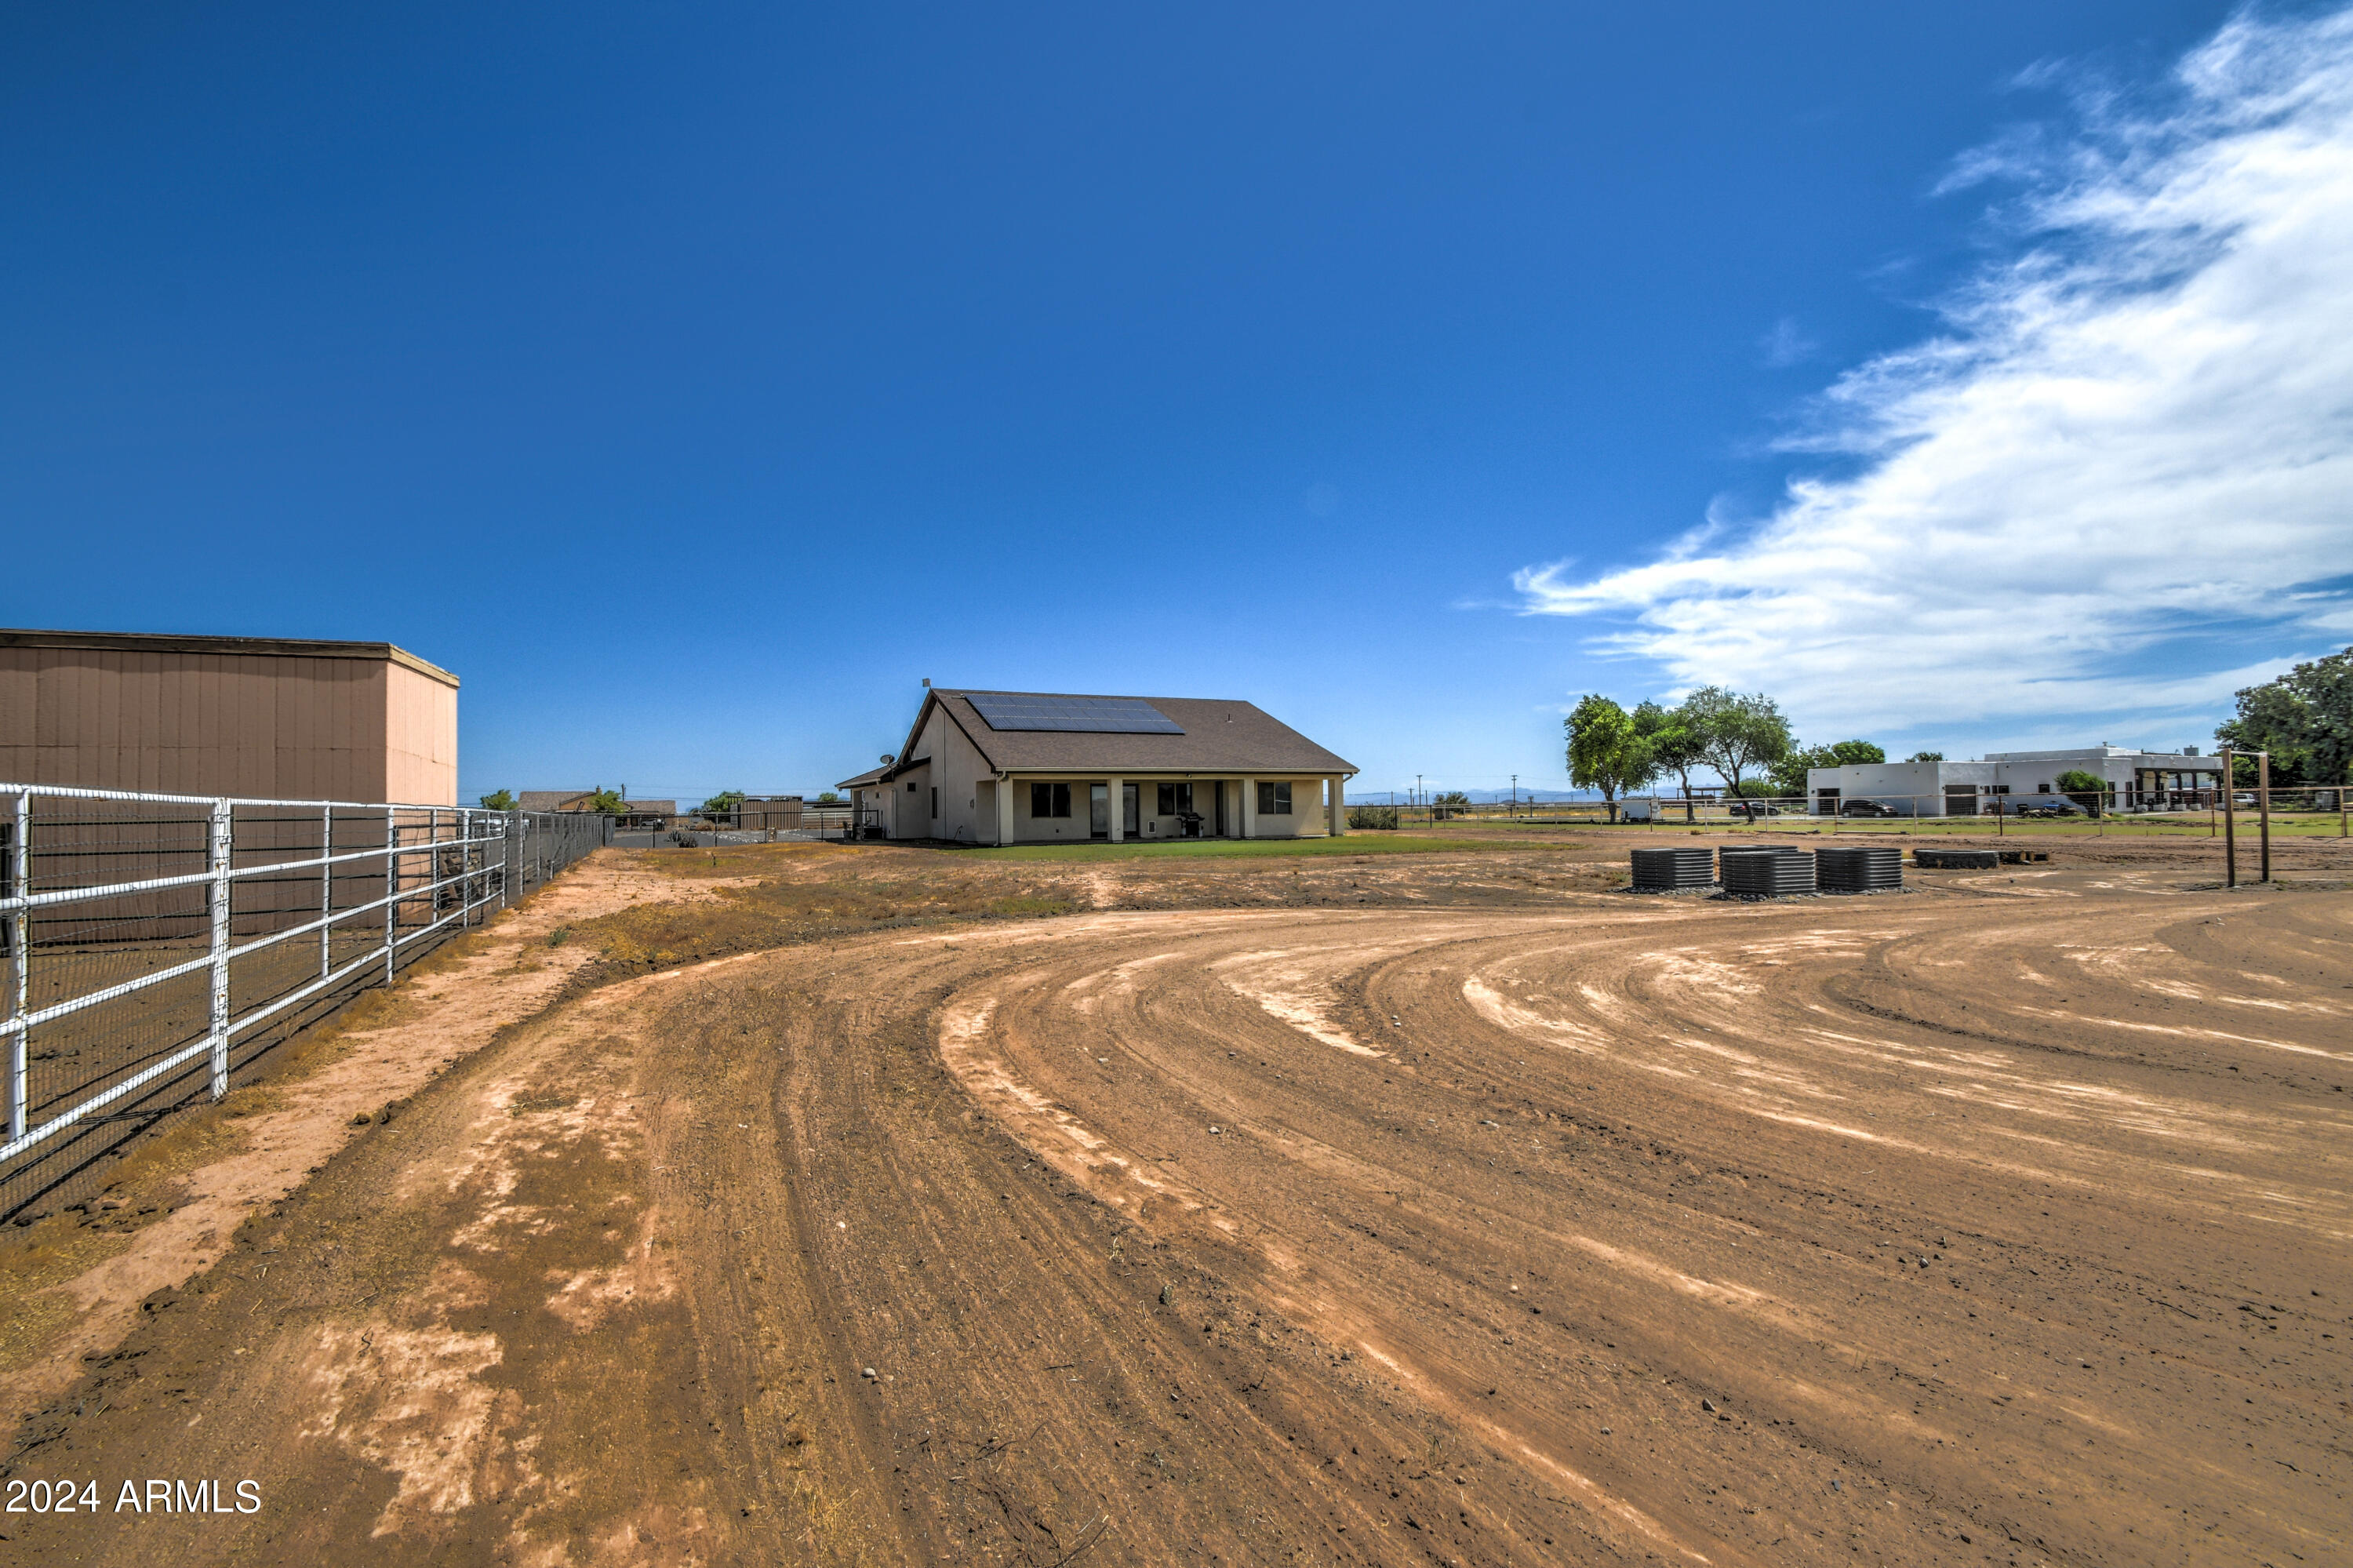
[1,784,606,1220]
[606,801,874,848]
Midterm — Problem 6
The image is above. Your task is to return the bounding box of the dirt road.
[5,857,2348,1566]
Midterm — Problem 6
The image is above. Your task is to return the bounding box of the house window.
[1030,781,1072,818]
[1257,781,1292,815]
[1156,782,1194,816]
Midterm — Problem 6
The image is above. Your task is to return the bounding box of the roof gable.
[912,688,1354,776]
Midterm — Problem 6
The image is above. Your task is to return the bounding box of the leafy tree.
[478,788,517,810]
[2054,768,2109,817]
[2217,647,2353,788]
[1768,738,1884,797]
[815,791,842,803]
[1431,789,1472,819]
[1632,700,1706,819]
[697,789,747,820]
[1908,751,1944,762]
[1680,686,1792,795]
[1566,695,1655,823]
[586,786,629,816]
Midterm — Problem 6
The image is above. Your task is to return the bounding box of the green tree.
[697,789,747,820]
[1632,700,1706,819]
[1566,695,1655,823]
[1908,751,1944,762]
[478,788,517,810]
[2054,768,2109,817]
[1769,738,1884,797]
[1681,686,1793,794]
[815,791,842,804]
[2217,647,2353,788]
[586,786,628,816]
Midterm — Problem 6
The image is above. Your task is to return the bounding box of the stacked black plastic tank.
[1720,846,1817,895]
[1628,846,1718,890]
[1817,845,1903,891]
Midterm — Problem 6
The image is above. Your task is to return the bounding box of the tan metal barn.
[0,628,459,806]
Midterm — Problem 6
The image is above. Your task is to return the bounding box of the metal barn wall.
[0,631,460,807]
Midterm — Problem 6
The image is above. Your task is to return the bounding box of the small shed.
[0,628,458,805]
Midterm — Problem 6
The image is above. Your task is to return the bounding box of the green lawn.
[966,835,1478,862]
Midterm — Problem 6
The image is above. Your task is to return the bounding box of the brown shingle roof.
[918,689,1355,776]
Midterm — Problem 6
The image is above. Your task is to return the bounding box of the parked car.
[1998,794,2085,818]
[1839,799,1900,818]
[1730,799,1783,820]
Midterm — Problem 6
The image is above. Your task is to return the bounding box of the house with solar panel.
[838,687,1358,845]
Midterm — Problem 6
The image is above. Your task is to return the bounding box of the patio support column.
[1240,777,1256,839]
[1108,777,1124,842]
[996,777,1016,846]
[1330,776,1345,836]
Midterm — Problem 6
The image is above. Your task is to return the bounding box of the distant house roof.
[898,689,1355,777]
[515,791,675,814]
[836,766,892,790]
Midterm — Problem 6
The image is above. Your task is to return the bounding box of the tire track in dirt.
[12,878,2348,1566]
[920,892,2351,1566]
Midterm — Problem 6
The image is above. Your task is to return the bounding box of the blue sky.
[6,3,2347,802]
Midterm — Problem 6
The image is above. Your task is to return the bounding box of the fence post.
[2221,748,2236,888]
[6,791,27,1142]
[2257,752,2271,885]
[320,803,333,980]
[207,799,232,1101]
[384,805,398,983]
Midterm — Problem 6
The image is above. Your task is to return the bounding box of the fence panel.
[0,784,604,1219]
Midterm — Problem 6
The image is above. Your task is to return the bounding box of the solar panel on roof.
[965,693,1185,733]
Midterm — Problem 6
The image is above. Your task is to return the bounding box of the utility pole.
[1511,774,1518,817]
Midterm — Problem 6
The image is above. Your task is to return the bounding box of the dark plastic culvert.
[1817,846,1903,892]
[1720,848,1817,896]
[1628,846,1716,890]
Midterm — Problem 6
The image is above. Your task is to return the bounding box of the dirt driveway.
[4,848,2347,1566]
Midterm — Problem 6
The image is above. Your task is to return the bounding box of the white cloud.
[1758,315,1817,366]
[1517,5,2353,737]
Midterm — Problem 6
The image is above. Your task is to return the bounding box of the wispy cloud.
[1516,5,2353,737]
[1758,316,1817,367]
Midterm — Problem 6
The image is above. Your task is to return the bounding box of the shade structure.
[1817,846,1904,892]
[1913,848,1999,869]
[1629,846,1716,890]
[1722,849,1817,896]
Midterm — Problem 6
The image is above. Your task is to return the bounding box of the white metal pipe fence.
[0,783,606,1217]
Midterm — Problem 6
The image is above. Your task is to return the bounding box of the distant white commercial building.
[1806,745,2223,817]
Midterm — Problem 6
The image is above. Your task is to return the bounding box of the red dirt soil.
[3,849,2347,1567]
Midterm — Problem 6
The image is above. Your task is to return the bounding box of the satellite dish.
[881,754,896,766]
